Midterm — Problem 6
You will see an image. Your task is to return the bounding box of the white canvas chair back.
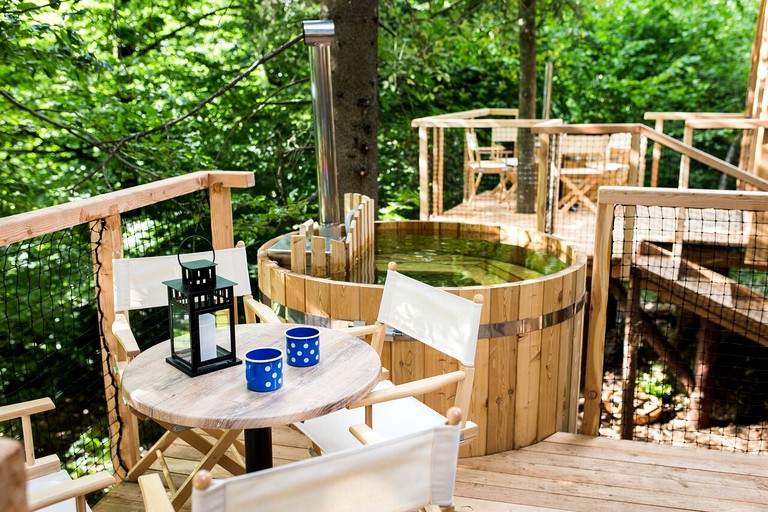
[466,130,481,164]
[560,134,610,167]
[377,268,483,366]
[192,420,461,512]
[491,126,518,145]
[113,246,251,311]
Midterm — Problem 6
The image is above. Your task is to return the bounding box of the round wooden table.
[122,322,381,472]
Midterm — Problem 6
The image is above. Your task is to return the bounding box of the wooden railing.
[0,171,255,476]
[643,112,747,186]
[583,186,768,436]
[411,108,562,219]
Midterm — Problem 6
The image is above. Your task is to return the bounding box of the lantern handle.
[177,235,216,266]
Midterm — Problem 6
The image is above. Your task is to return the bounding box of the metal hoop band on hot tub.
[258,291,587,341]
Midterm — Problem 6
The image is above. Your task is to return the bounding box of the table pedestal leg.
[244,427,272,472]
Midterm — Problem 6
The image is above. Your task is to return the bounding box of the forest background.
[0,0,758,247]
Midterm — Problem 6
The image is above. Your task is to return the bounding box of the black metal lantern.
[163,236,241,377]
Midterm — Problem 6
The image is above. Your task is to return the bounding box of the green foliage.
[65,430,111,475]
[637,363,674,400]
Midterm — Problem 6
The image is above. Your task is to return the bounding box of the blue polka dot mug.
[244,347,283,392]
[285,326,320,367]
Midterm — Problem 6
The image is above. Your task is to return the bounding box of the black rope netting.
[0,190,213,489]
[601,204,768,453]
[0,225,108,477]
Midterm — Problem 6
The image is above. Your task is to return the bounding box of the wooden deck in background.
[434,191,598,260]
[95,429,768,511]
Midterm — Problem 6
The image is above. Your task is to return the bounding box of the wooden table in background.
[122,322,380,474]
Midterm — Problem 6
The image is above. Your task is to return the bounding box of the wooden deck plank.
[537,432,768,476]
[96,427,768,512]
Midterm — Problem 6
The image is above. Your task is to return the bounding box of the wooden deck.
[95,429,768,511]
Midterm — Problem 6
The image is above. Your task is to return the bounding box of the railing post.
[209,182,235,251]
[418,126,430,220]
[536,133,550,232]
[91,211,139,477]
[582,200,615,436]
[650,119,664,187]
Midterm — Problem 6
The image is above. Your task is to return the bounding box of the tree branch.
[101,33,304,145]
[132,6,238,58]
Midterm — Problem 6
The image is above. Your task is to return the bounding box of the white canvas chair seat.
[139,409,463,512]
[468,160,507,171]
[0,398,115,512]
[502,156,519,167]
[296,264,483,456]
[113,243,256,508]
[297,379,477,454]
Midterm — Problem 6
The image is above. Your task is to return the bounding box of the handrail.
[531,123,643,134]
[0,171,254,247]
[685,118,768,129]
[411,108,520,125]
[411,118,562,128]
[644,112,745,121]
[638,125,768,191]
[598,186,768,209]
[0,170,255,476]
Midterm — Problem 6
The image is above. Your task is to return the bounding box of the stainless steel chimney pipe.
[303,20,342,238]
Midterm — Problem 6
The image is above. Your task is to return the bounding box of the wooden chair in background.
[491,126,519,193]
[557,134,611,213]
[601,132,633,187]
[295,262,483,455]
[0,398,115,512]
[465,131,512,207]
[138,408,464,512]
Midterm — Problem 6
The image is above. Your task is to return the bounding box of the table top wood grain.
[121,323,381,430]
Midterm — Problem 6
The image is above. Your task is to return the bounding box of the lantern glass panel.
[171,302,192,365]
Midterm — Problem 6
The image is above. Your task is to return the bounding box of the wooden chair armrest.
[335,325,378,337]
[349,423,386,446]
[348,371,466,409]
[335,323,386,356]
[25,454,61,480]
[112,313,140,358]
[0,397,54,422]
[243,296,283,324]
[28,471,116,511]
[138,473,175,512]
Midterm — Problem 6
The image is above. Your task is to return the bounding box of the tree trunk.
[516,0,537,213]
[321,0,380,212]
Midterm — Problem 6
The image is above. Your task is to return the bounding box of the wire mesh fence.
[0,189,213,489]
[600,202,768,453]
[0,224,107,477]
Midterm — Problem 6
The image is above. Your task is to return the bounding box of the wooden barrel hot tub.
[257,220,587,457]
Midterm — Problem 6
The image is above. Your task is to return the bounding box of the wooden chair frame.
[465,131,512,207]
[0,398,116,512]
[113,241,259,509]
